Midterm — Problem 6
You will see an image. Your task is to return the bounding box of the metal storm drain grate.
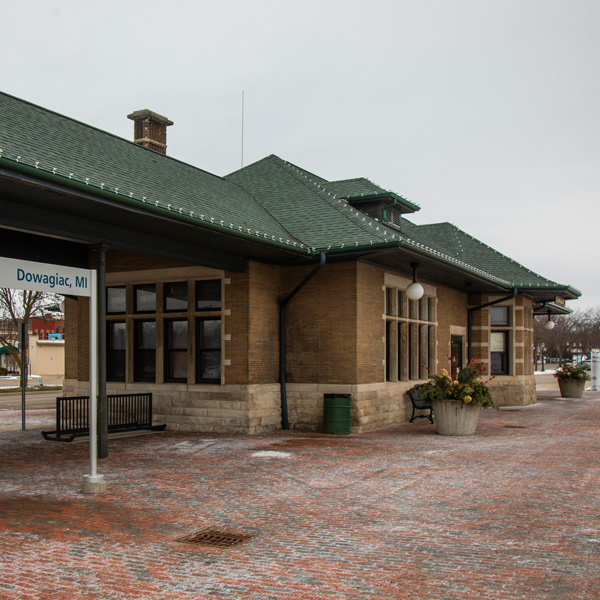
[177,528,254,548]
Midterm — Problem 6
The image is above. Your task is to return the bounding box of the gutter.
[320,239,514,290]
[345,192,421,212]
[279,253,326,429]
[467,288,517,362]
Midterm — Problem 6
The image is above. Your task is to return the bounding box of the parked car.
[577,360,591,370]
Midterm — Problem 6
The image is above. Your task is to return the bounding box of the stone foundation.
[62,375,537,434]
[62,380,281,435]
[489,376,537,406]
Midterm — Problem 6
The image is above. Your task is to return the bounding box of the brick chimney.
[127,109,173,155]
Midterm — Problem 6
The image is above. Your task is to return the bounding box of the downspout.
[467,288,517,362]
[279,253,326,429]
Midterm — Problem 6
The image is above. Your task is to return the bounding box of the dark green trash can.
[324,393,351,434]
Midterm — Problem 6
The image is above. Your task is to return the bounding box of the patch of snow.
[251,451,292,459]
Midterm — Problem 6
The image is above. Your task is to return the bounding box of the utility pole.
[18,319,28,430]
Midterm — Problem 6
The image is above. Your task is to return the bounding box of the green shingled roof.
[405,221,580,294]
[226,156,404,251]
[0,91,301,251]
[0,91,579,297]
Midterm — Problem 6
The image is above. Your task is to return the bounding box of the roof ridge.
[419,221,568,289]
[446,222,558,283]
[226,154,276,178]
[223,156,308,247]
[273,157,404,251]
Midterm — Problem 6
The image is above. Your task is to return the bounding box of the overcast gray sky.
[2,0,599,309]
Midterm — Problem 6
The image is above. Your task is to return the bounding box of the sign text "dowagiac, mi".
[0,257,94,297]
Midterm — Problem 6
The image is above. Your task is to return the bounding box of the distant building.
[30,314,65,341]
[28,335,64,378]
[0,314,64,375]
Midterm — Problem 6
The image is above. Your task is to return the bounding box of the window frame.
[195,317,222,383]
[384,285,436,383]
[164,318,189,383]
[489,305,511,376]
[107,321,126,382]
[106,286,126,315]
[134,283,157,314]
[490,330,509,375]
[133,319,156,382]
[490,306,509,327]
[195,280,222,312]
[164,281,188,313]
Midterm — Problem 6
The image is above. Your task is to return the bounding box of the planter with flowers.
[554,364,590,398]
[409,359,499,436]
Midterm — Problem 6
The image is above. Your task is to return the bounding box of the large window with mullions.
[385,286,436,382]
[106,278,223,384]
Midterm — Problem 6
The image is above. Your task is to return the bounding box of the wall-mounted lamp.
[544,310,555,330]
[406,262,424,301]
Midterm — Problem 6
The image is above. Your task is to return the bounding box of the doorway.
[451,335,464,379]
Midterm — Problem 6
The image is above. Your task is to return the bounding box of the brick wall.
[283,261,358,384]
[67,296,89,381]
[224,270,250,385]
[248,262,281,383]
[356,263,385,383]
[437,286,468,371]
[64,297,80,380]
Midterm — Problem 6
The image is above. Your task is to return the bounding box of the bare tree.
[0,288,62,372]
[573,306,600,358]
[535,306,600,364]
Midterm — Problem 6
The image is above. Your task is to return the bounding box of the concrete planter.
[431,399,482,436]
[557,378,586,398]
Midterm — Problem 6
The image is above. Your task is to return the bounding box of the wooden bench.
[409,389,434,424]
[42,393,166,442]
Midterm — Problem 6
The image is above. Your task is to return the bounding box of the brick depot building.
[0,92,580,434]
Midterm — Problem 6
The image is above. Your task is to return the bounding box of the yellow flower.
[476,378,482,383]
[464,395,473,404]
[440,369,450,378]
[451,380,459,386]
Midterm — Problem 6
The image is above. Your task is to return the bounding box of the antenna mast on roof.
[241,90,244,168]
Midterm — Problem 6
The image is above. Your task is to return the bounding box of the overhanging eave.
[0,168,305,270]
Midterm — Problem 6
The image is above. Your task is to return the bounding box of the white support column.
[81,269,106,493]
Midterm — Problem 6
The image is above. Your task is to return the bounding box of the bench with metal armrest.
[408,388,434,424]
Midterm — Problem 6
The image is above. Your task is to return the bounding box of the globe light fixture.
[406,262,424,301]
[544,310,555,330]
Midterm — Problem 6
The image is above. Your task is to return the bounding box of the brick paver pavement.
[1,387,599,599]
